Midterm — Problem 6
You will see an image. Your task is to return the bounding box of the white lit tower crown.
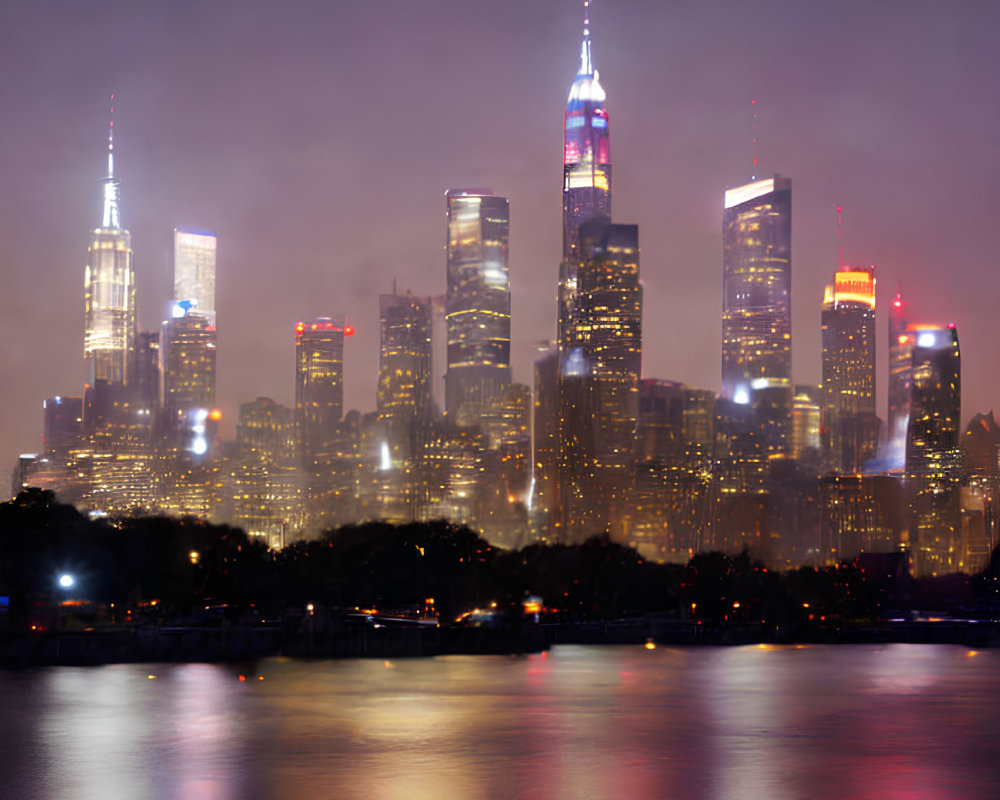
[83,95,135,386]
[173,228,217,323]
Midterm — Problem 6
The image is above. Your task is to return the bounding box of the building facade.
[558,219,641,541]
[444,190,511,428]
[721,176,792,461]
[821,266,877,473]
[295,317,348,463]
[172,229,217,320]
[84,113,135,387]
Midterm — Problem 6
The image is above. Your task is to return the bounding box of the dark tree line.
[1,488,997,632]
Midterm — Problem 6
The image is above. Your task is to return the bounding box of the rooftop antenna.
[101,93,121,229]
[107,93,115,179]
[751,99,758,181]
[579,0,593,75]
[836,204,843,269]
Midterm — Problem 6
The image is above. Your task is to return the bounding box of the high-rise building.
[905,325,961,486]
[134,330,160,423]
[791,385,822,464]
[158,304,218,461]
[821,266,877,472]
[721,176,792,459]
[559,4,612,358]
[561,4,610,260]
[42,396,83,454]
[232,396,302,547]
[558,218,641,541]
[377,292,432,427]
[887,288,911,466]
[172,229,217,320]
[83,103,135,386]
[532,347,559,538]
[160,305,217,414]
[375,292,433,523]
[444,190,511,428]
[295,316,348,462]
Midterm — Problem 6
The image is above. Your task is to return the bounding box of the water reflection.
[0,645,998,799]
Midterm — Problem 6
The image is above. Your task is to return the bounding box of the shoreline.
[2,617,996,669]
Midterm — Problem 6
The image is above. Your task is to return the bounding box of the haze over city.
[1,0,998,467]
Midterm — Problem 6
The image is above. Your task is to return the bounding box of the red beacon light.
[947,323,956,329]
[344,325,355,336]
[295,321,305,335]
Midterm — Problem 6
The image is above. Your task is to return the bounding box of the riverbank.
[2,615,998,668]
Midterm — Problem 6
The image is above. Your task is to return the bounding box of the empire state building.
[558,0,612,356]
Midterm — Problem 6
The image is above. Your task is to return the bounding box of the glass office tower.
[295,317,348,461]
[558,219,641,541]
[444,190,511,428]
[887,288,912,467]
[172,229,217,320]
[378,292,432,426]
[721,176,792,459]
[905,325,961,485]
[821,267,877,472]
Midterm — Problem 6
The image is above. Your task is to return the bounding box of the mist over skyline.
[2,0,998,466]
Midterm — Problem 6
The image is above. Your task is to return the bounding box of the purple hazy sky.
[1,0,998,468]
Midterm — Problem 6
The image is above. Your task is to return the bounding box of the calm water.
[1,644,998,800]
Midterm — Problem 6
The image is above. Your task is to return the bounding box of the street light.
[56,573,75,634]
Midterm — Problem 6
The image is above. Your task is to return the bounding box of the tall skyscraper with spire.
[83,96,135,386]
[561,0,610,259]
[554,6,641,542]
[558,0,612,357]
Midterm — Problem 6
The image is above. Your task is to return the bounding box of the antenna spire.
[101,93,121,229]
[579,0,593,75]
[836,204,843,269]
[750,98,758,181]
[108,93,115,179]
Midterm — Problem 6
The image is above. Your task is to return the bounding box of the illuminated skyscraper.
[295,317,349,461]
[821,266,877,472]
[559,3,612,357]
[42,396,83,454]
[377,292,433,521]
[83,99,135,386]
[906,324,962,577]
[887,288,911,464]
[561,3,610,259]
[160,304,217,414]
[791,385,821,464]
[532,347,559,537]
[721,176,792,459]
[905,325,961,486]
[378,292,432,427]
[444,189,511,428]
[558,218,641,540]
[172,229,217,319]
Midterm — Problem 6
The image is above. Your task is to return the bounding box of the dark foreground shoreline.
[3,617,997,668]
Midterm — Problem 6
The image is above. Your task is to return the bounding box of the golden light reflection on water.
[0,645,996,799]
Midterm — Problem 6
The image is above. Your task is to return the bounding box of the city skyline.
[2,0,998,468]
